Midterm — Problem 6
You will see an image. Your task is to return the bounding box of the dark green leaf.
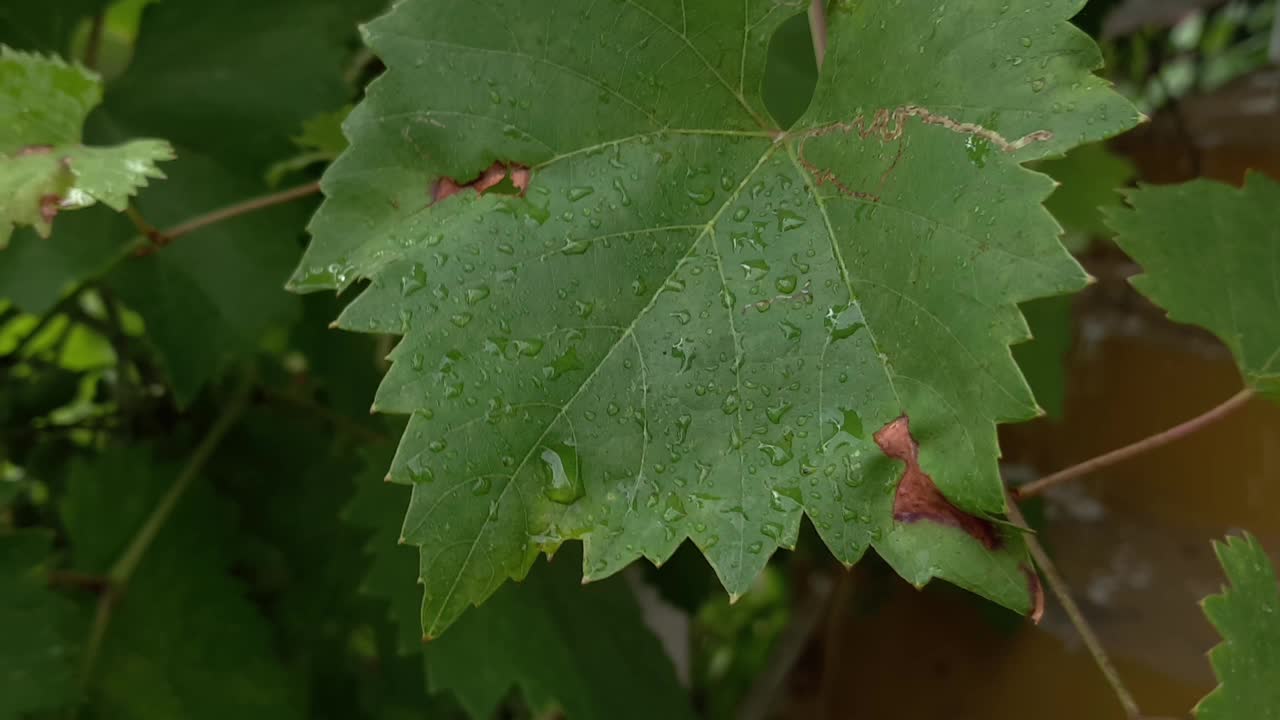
[62,447,304,719]
[347,473,695,719]
[296,0,1140,635]
[0,530,83,720]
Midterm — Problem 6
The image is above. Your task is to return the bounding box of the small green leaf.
[0,46,173,246]
[1196,532,1280,720]
[266,104,353,186]
[1107,172,1280,401]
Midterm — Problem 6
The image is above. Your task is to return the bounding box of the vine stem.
[1005,499,1143,720]
[808,0,828,69]
[1013,387,1255,501]
[133,179,322,252]
[78,374,254,691]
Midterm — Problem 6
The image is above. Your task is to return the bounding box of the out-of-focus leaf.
[1036,142,1135,252]
[0,47,172,246]
[346,471,695,720]
[0,530,83,720]
[1106,172,1280,401]
[1196,532,1280,720]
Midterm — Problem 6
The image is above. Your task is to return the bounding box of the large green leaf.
[296,0,1140,635]
[1196,533,1280,720]
[347,466,695,719]
[61,447,304,720]
[0,530,84,720]
[1106,172,1280,401]
[0,46,172,247]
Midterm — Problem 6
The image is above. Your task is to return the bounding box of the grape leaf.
[1106,172,1280,401]
[0,46,173,247]
[1196,533,1280,720]
[61,447,304,719]
[295,0,1140,635]
[0,530,84,720]
[346,469,695,719]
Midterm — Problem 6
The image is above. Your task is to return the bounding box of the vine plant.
[1,1,1277,719]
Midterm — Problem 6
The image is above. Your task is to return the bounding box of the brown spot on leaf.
[872,415,1002,550]
[431,161,530,204]
[1022,564,1045,624]
[39,195,60,225]
[17,145,54,157]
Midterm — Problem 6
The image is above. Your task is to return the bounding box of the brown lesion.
[873,414,1004,550]
[431,161,531,204]
[795,105,1053,203]
[874,414,1045,622]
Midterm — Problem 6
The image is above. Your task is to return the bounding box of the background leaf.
[347,468,695,719]
[1196,533,1280,720]
[0,47,172,245]
[1106,171,1280,401]
[0,530,84,720]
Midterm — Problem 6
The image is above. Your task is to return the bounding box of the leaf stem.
[157,180,322,244]
[1005,499,1143,719]
[808,0,828,70]
[78,373,253,690]
[1013,387,1255,501]
[83,13,105,71]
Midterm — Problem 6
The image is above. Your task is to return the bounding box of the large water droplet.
[400,263,428,296]
[540,443,583,504]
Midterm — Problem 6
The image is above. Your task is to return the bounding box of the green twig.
[78,373,254,691]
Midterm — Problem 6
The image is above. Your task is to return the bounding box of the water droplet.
[825,304,866,341]
[687,187,715,205]
[566,186,595,201]
[544,346,583,379]
[778,319,801,341]
[662,494,688,523]
[471,476,492,495]
[670,338,696,373]
[400,263,428,296]
[450,312,473,328]
[465,285,491,305]
[776,209,806,232]
[540,443,583,504]
[775,275,797,294]
[428,439,447,453]
[758,441,793,466]
[761,522,783,539]
[674,414,692,444]
[721,392,740,415]
[741,258,770,281]
[766,400,792,424]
